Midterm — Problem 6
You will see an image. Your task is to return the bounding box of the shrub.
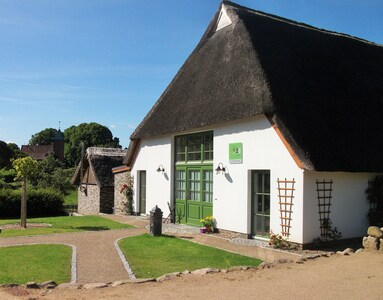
[0,188,65,218]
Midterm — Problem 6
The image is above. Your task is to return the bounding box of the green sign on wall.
[229,142,243,164]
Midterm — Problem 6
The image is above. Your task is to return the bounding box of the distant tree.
[29,155,74,195]
[12,157,39,228]
[64,122,121,167]
[29,128,57,145]
[0,140,13,168]
[7,143,27,159]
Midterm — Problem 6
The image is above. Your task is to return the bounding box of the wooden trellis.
[316,179,333,240]
[277,178,295,237]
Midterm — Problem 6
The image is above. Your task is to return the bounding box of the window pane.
[175,136,187,162]
[175,170,186,200]
[187,134,202,161]
[188,170,200,201]
[203,170,213,203]
[203,132,213,161]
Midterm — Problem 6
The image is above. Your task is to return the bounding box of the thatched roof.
[71,147,127,187]
[128,1,383,172]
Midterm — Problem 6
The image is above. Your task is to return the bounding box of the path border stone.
[114,237,136,280]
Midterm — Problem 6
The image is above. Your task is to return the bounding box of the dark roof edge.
[223,1,382,47]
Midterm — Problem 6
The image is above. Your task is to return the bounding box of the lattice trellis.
[316,179,333,240]
[277,178,295,237]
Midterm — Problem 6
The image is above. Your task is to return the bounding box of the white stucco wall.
[213,116,304,242]
[302,171,376,244]
[131,136,173,215]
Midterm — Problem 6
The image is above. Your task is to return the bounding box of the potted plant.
[200,216,215,233]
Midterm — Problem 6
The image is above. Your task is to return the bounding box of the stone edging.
[0,243,77,284]
[114,238,136,280]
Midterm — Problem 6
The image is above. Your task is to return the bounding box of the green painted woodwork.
[174,131,214,226]
[251,170,271,237]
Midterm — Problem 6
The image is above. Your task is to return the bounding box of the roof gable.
[129,1,383,172]
[71,147,127,187]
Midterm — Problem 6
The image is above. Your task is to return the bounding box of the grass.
[0,244,72,284]
[63,188,78,205]
[0,216,132,238]
[119,234,262,278]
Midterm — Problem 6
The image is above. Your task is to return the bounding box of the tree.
[29,128,57,145]
[0,140,13,168]
[29,155,74,195]
[12,157,39,228]
[7,143,27,160]
[64,122,121,166]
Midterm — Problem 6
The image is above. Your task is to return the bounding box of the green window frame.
[175,131,213,163]
[175,166,213,202]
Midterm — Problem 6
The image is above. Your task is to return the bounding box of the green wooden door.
[175,166,213,226]
[251,170,271,237]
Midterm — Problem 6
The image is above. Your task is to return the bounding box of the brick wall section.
[100,187,114,214]
[77,185,100,215]
[114,171,129,215]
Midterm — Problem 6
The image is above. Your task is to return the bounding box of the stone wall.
[100,187,114,214]
[77,184,100,215]
[114,171,129,215]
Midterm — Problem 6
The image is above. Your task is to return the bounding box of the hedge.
[0,188,65,218]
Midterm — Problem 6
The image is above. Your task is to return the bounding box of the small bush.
[0,188,65,218]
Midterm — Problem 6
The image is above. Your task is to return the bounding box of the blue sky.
[0,0,382,148]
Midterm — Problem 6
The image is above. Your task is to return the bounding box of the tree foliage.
[12,157,39,180]
[0,140,13,168]
[29,155,74,195]
[64,122,121,167]
[29,128,57,145]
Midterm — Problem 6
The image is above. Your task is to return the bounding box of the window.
[202,170,213,203]
[175,131,213,163]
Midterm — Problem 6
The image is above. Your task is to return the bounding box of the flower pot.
[200,227,207,234]
[205,226,213,233]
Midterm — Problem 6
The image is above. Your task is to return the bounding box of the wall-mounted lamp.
[156,165,165,173]
[215,163,226,174]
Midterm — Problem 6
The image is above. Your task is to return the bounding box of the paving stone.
[56,283,81,290]
[111,280,131,287]
[157,272,181,282]
[39,280,57,289]
[83,282,109,289]
[26,282,39,289]
[191,268,220,275]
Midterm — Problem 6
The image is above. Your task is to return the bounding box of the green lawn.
[0,216,132,238]
[119,234,262,278]
[63,188,78,205]
[0,244,72,284]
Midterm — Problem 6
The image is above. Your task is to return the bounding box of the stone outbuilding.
[71,147,127,215]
